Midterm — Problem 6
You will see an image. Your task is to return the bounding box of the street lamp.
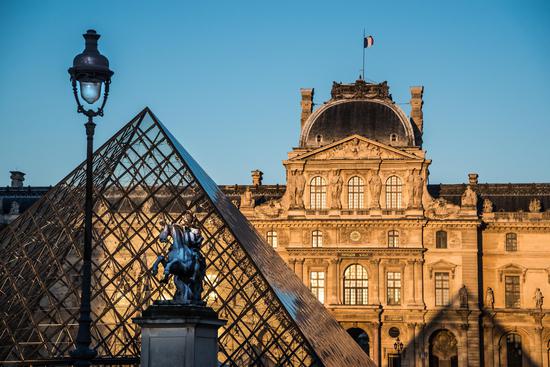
[68,29,113,366]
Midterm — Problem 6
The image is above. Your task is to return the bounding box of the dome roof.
[299,80,416,148]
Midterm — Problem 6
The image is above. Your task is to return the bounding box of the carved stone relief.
[330,169,343,209]
[368,170,382,209]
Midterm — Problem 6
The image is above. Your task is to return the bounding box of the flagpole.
[362,29,365,80]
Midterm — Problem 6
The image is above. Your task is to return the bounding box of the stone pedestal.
[134,302,225,367]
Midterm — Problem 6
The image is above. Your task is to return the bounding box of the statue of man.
[369,170,382,209]
[241,187,254,208]
[483,198,493,213]
[414,171,424,207]
[461,186,477,207]
[330,170,343,209]
[407,170,416,208]
[9,201,19,215]
[485,287,495,309]
[534,288,544,310]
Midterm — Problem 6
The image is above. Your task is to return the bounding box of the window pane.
[388,230,399,248]
[505,276,520,308]
[436,231,447,249]
[385,176,402,209]
[435,272,449,306]
[310,271,325,303]
[312,230,323,248]
[387,271,401,305]
[505,233,517,252]
[310,176,327,210]
[267,231,277,248]
[348,176,364,209]
[343,264,368,305]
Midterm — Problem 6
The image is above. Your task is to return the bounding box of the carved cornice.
[427,259,457,279]
[331,80,391,101]
[286,247,425,257]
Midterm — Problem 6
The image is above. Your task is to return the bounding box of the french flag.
[364,35,374,48]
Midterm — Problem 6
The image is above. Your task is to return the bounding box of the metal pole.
[362,29,365,80]
[71,114,97,366]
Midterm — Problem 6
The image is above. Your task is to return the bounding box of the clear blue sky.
[1,0,549,186]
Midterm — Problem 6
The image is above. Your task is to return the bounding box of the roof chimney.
[468,173,479,185]
[409,86,424,134]
[10,171,25,188]
[300,88,314,130]
[251,170,263,186]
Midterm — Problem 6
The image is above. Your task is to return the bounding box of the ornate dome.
[299,80,417,148]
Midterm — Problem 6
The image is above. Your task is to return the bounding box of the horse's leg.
[151,255,165,276]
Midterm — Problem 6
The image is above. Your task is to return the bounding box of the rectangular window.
[266,231,277,248]
[312,231,323,248]
[387,271,401,305]
[505,275,520,308]
[436,231,448,249]
[435,272,450,306]
[310,271,325,304]
[388,230,399,248]
[505,233,517,252]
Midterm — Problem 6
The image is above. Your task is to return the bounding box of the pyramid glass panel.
[0,108,374,366]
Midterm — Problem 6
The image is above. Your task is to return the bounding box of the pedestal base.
[133,302,225,367]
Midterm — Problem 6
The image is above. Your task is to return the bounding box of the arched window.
[390,133,398,143]
[502,333,522,367]
[429,330,458,367]
[347,328,370,356]
[343,264,368,305]
[266,231,277,248]
[436,230,448,249]
[385,176,403,209]
[310,176,327,210]
[348,176,364,209]
[506,233,517,252]
[388,230,399,248]
[312,230,323,248]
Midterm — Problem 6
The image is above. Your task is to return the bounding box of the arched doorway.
[429,329,458,367]
[347,327,370,356]
[499,333,522,367]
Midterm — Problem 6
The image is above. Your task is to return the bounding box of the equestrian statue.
[151,211,206,304]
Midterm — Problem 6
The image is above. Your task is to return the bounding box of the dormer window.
[316,135,322,144]
[390,133,398,143]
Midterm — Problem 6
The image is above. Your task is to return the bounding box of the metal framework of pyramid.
[0,108,374,366]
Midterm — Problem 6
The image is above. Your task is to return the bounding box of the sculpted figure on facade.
[240,187,254,208]
[461,185,477,207]
[485,287,495,309]
[287,169,305,209]
[534,288,544,310]
[407,169,424,208]
[529,198,541,213]
[459,285,468,308]
[330,169,343,209]
[483,198,493,213]
[368,170,382,209]
[9,201,19,215]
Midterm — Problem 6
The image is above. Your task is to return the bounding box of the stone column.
[407,322,417,367]
[329,258,340,305]
[295,258,305,282]
[369,259,381,305]
[483,322,494,367]
[133,303,225,367]
[372,322,380,366]
[414,259,424,306]
[534,326,543,367]
[406,260,416,306]
[288,258,296,273]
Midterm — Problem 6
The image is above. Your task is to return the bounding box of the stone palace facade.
[2,79,550,367]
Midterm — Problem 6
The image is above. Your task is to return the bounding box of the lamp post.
[393,336,404,367]
[68,29,113,366]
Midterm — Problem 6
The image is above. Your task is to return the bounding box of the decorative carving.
[350,231,361,242]
[407,169,424,208]
[461,186,477,207]
[368,170,382,209]
[305,137,408,161]
[288,169,306,209]
[534,288,544,310]
[529,198,541,213]
[483,198,493,213]
[331,79,391,100]
[485,287,495,309]
[431,330,458,361]
[330,169,343,209]
[428,259,457,279]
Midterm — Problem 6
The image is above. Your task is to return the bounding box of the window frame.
[312,230,323,248]
[386,271,402,305]
[347,176,365,209]
[436,230,448,249]
[385,176,403,209]
[310,176,327,210]
[388,230,399,248]
[505,233,517,252]
[434,272,450,306]
[309,270,325,304]
[343,264,369,305]
[266,230,278,248]
[504,275,520,308]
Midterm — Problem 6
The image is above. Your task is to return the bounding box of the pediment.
[427,259,457,279]
[289,135,419,161]
[498,263,526,282]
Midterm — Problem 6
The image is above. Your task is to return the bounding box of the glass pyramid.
[0,108,374,366]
